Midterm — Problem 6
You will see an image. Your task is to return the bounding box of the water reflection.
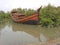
[12,23,48,42]
[12,23,40,37]
[0,25,39,45]
[0,22,60,45]
[40,33,47,42]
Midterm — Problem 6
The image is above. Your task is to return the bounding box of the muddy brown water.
[0,21,60,45]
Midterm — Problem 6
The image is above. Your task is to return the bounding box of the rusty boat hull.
[11,6,42,25]
[11,13,39,25]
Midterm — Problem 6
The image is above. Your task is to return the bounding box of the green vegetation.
[12,8,35,16]
[40,4,60,27]
[0,4,60,27]
[0,11,10,21]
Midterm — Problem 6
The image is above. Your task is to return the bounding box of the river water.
[0,21,60,45]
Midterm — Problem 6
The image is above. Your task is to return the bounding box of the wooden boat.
[11,6,42,25]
